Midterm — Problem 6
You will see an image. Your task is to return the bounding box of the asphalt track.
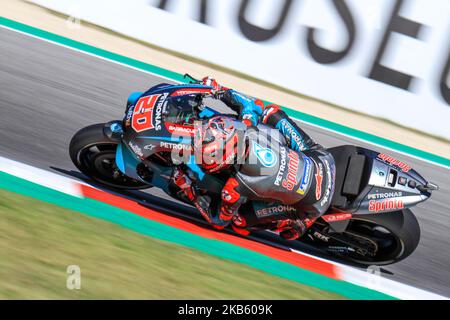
[0,27,449,297]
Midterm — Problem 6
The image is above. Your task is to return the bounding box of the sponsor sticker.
[314,161,323,200]
[320,159,333,207]
[368,191,403,200]
[171,88,211,96]
[128,141,143,158]
[124,107,133,126]
[255,205,296,218]
[313,231,330,242]
[281,151,300,191]
[166,123,196,136]
[274,147,287,187]
[297,156,312,195]
[322,213,352,223]
[131,94,161,132]
[160,141,193,151]
[153,92,169,131]
[253,141,277,168]
[368,199,404,212]
[279,119,307,151]
[378,153,412,173]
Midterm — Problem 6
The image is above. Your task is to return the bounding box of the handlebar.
[184,73,202,84]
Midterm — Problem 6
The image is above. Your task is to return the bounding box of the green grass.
[0,189,344,299]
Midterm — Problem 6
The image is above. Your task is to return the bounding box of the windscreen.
[163,95,199,125]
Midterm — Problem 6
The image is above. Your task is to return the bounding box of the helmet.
[195,116,242,173]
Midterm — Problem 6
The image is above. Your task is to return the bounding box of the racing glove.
[201,77,264,127]
[201,76,227,93]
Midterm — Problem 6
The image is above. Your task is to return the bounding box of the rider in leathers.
[172,77,335,240]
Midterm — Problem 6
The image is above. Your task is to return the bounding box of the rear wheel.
[311,209,421,265]
[69,123,149,189]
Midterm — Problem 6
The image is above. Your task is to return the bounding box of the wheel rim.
[330,218,404,265]
[77,143,147,189]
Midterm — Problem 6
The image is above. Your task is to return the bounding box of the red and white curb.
[0,156,446,300]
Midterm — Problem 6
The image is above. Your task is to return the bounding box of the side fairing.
[115,143,142,181]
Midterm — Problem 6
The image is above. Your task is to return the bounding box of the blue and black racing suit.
[165,77,335,240]
[214,88,336,240]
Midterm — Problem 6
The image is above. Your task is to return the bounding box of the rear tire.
[334,209,421,265]
[69,123,149,190]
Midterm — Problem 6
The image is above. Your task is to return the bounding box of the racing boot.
[231,214,251,236]
[276,217,316,241]
[172,166,196,202]
[172,167,217,226]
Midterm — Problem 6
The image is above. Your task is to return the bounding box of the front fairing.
[114,84,220,185]
[121,84,212,160]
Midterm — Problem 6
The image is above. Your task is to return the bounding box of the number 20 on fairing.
[131,94,161,133]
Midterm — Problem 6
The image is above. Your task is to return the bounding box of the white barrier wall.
[30,0,450,139]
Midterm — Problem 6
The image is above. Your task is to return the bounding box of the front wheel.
[69,123,149,190]
[310,209,421,266]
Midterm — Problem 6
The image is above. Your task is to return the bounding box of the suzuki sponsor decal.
[369,199,405,213]
[255,204,296,218]
[378,153,412,173]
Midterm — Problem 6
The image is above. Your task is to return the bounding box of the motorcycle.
[69,75,438,266]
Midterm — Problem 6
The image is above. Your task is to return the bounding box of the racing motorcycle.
[69,75,438,266]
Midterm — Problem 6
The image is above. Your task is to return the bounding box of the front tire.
[69,123,149,190]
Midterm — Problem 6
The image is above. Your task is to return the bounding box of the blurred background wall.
[28,0,450,140]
